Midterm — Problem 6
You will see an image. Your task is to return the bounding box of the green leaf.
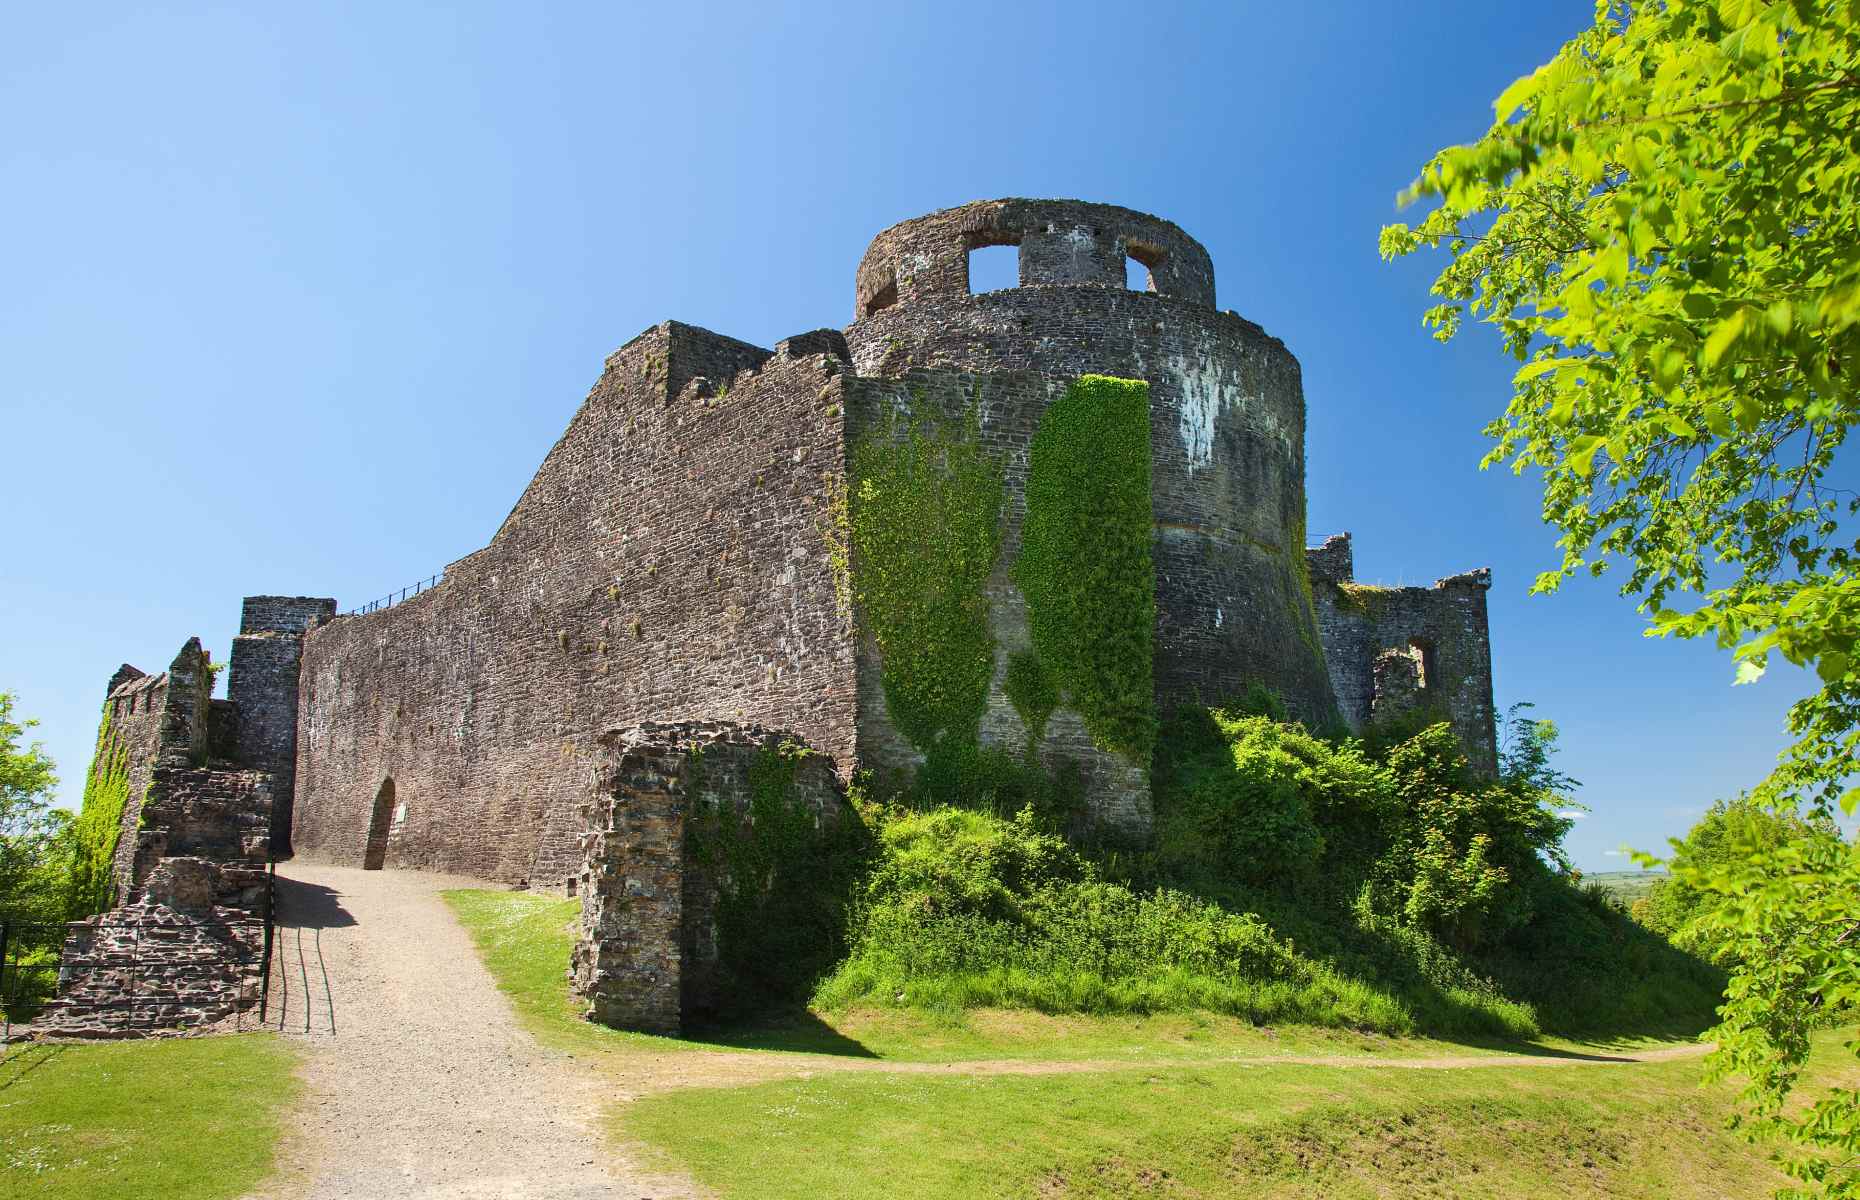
[1569,435,1605,478]
[1734,657,1767,685]
[1513,357,1581,384]
[1493,66,1546,123]
[1702,309,1749,367]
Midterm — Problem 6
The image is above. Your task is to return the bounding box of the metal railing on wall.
[343,572,442,617]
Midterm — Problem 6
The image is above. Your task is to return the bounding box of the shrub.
[1151,709,1336,893]
[816,807,1504,1034]
[808,702,1715,1041]
[905,742,1083,831]
[1362,726,1573,952]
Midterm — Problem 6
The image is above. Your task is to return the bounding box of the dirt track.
[247,861,696,1200]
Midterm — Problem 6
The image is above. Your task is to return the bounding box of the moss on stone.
[69,706,132,917]
[1337,581,1396,618]
[1013,375,1157,767]
[848,406,1004,757]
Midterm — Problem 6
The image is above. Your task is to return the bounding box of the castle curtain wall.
[291,323,857,886]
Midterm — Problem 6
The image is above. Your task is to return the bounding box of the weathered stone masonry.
[291,323,856,886]
[231,596,337,855]
[50,601,326,1035]
[569,721,847,1035]
[280,198,1494,889]
[1306,533,1498,774]
[69,199,1501,1035]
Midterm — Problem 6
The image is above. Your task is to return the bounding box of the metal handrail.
[342,572,442,617]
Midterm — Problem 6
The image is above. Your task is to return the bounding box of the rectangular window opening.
[1125,240,1167,293]
[968,244,1019,294]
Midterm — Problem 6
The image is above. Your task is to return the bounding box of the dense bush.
[1147,702,1718,1034]
[815,807,1530,1036]
[799,694,1723,1040]
[1151,708,1375,893]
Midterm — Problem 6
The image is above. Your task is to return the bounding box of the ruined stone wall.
[570,722,845,1035]
[128,766,274,889]
[843,368,1149,830]
[229,595,336,854]
[99,668,168,893]
[1307,533,1498,775]
[99,639,214,893]
[292,323,855,887]
[846,200,1337,729]
[53,647,276,1038]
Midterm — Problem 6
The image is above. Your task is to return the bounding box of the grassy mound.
[814,808,1534,1037]
[815,707,1720,1039]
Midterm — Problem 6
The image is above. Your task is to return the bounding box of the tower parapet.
[854,199,1216,316]
[847,198,1339,732]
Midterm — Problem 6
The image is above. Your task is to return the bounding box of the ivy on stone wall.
[686,741,871,1011]
[1002,650,1057,755]
[848,406,1004,759]
[67,707,131,917]
[1014,375,1158,766]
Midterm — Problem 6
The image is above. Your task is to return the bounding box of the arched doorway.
[363,778,395,870]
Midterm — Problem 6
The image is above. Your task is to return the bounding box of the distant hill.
[1584,870,1667,905]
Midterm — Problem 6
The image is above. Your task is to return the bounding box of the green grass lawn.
[0,1034,300,1200]
[624,1040,1860,1200]
[441,886,1858,1199]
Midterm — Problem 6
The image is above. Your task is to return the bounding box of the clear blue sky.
[0,2,1822,870]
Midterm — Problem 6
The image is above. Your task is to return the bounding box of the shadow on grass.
[684,1008,880,1058]
[0,1042,66,1091]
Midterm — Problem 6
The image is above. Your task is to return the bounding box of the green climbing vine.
[685,741,872,1011]
[67,705,132,917]
[1014,375,1158,766]
[848,405,1004,758]
[1002,650,1057,754]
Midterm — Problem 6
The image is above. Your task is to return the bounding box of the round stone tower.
[844,198,1338,726]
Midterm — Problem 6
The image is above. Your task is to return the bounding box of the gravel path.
[247,861,696,1200]
[237,861,1709,1199]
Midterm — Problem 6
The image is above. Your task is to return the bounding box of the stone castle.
[69,199,1495,1034]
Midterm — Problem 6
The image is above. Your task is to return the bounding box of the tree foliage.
[1382,2,1860,1192]
[0,690,64,927]
[1635,795,1842,965]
